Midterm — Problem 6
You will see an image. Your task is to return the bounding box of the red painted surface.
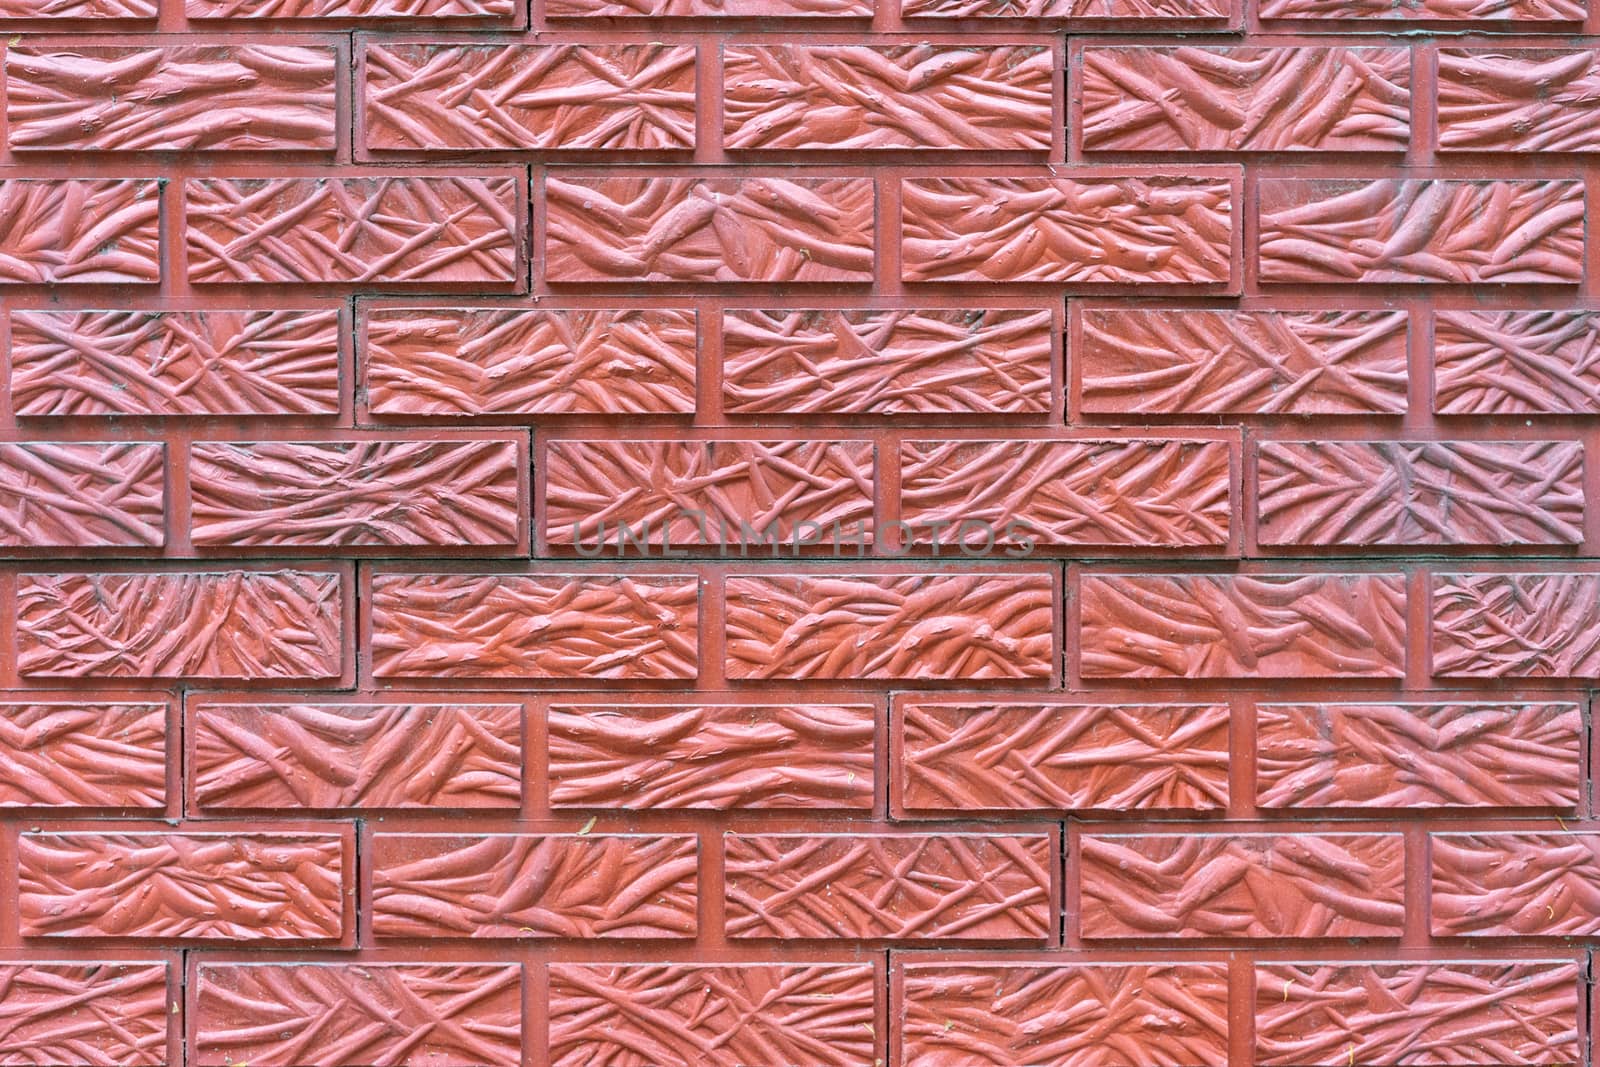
[1,6,1598,1067]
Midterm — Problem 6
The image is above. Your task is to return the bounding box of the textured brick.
[902,176,1233,284]
[189,438,522,549]
[0,443,164,550]
[186,177,520,285]
[901,962,1229,1067]
[1439,49,1600,153]
[1257,702,1582,810]
[7,46,336,153]
[1078,307,1408,416]
[0,701,166,808]
[188,0,514,17]
[1256,962,1580,1066]
[549,964,876,1067]
[903,0,1227,16]
[1433,572,1600,679]
[16,570,345,681]
[723,45,1052,152]
[0,0,154,13]
[18,831,346,940]
[191,702,521,810]
[724,832,1053,940]
[1079,572,1407,679]
[0,963,167,1067]
[725,572,1055,681]
[547,702,874,809]
[1256,440,1584,547]
[1078,832,1406,939]
[194,963,521,1067]
[1258,179,1584,285]
[364,44,696,152]
[369,572,698,680]
[1435,310,1600,415]
[370,832,697,939]
[0,179,158,285]
[10,309,341,418]
[544,439,874,551]
[547,0,866,14]
[896,700,1229,814]
[1432,832,1600,936]
[901,439,1231,549]
[363,307,695,417]
[1260,0,1580,18]
[1080,46,1410,153]
[544,176,874,283]
[722,308,1052,415]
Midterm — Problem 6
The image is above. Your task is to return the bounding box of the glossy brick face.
[4,11,1600,1067]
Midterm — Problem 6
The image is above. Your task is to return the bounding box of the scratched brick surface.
[900,962,1230,1067]
[1079,46,1411,153]
[0,963,168,1067]
[7,46,337,153]
[370,832,698,938]
[10,5,1600,1067]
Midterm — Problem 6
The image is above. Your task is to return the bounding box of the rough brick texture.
[5,14,1600,1067]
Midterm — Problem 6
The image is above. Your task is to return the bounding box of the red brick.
[0,963,167,1067]
[189,438,522,550]
[547,702,874,809]
[1078,307,1408,416]
[901,439,1231,549]
[1078,832,1406,939]
[1257,702,1582,810]
[188,0,513,17]
[1256,962,1580,1065]
[363,44,695,152]
[190,702,521,810]
[0,180,158,285]
[1258,179,1584,285]
[725,572,1056,681]
[896,700,1228,814]
[10,309,341,418]
[549,964,876,1067]
[724,832,1053,941]
[722,308,1052,416]
[1435,310,1600,415]
[903,0,1227,16]
[369,572,698,680]
[186,177,520,285]
[1079,571,1407,679]
[544,176,874,283]
[1432,832,1600,936]
[903,176,1234,284]
[16,570,345,681]
[1080,46,1410,153]
[370,832,697,939]
[18,831,347,940]
[546,0,866,14]
[0,443,164,550]
[0,0,153,13]
[1440,50,1600,153]
[7,46,336,153]
[194,963,521,1067]
[0,701,166,809]
[1261,0,1578,17]
[1433,572,1600,679]
[900,962,1229,1067]
[1256,440,1584,547]
[723,45,1052,152]
[543,439,873,551]
[363,307,696,417]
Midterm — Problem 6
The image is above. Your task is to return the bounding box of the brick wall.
[0,3,1595,1066]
